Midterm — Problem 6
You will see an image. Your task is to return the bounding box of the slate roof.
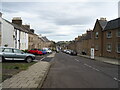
[98,20,107,29]
[104,17,120,30]
[41,36,50,42]
[3,18,35,34]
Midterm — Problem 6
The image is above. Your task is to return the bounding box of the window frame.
[106,43,112,52]
[107,31,112,38]
[117,29,120,37]
[95,45,99,51]
[95,32,99,39]
[117,43,120,53]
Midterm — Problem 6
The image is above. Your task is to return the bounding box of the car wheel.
[26,57,32,63]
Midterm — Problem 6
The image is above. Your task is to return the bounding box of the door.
[13,49,26,60]
[3,48,15,60]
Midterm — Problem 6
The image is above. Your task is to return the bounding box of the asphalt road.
[42,52,119,88]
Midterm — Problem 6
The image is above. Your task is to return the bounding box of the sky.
[0,0,119,42]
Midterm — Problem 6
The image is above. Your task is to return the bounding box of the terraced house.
[92,18,107,56]
[103,18,120,59]
[68,17,120,59]
[0,13,52,50]
[0,17,29,50]
[0,12,2,46]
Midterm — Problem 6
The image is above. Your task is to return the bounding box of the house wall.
[0,17,1,46]
[20,31,28,50]
[28,33,34,50]
[1,19,14,47]
[103,29,120,59]
[93,21,103,56]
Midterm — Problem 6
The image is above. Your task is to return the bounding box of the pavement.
[42,52,119,88]
[1,52,56,89]
[78,54,120,65]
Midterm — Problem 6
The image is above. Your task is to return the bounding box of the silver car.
[0,47,35,63]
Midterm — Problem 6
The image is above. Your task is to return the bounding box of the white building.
[0,17,29,50]
[0,18,15,48]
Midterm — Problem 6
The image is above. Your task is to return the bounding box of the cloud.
[1,1,118,41]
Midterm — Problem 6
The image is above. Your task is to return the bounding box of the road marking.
[40,57,45,61]
[84,63,100,72]
[92,67,100,71]
[113,77,120,82]
[75,59,79,62]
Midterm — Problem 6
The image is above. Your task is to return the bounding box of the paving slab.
[2,61,51,89]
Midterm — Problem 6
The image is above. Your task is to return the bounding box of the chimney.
[0,12,2,17]
[23,25,30,30]
[30,29,34,33]
[12,17,22,26]
[100,17,107,21]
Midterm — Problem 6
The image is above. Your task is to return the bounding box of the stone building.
[103,18,120,59]
[0,12,2,46]
[92,18,107,56]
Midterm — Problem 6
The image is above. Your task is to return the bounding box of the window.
[117,43,120,53]
[107,44,112,52]
[107,31,112,38]
[95,45,99,50]
[0,48,3,52]
[117,29,120,37]
[3,48,13,53]
[13,49,22,53]
[95,32,99,38]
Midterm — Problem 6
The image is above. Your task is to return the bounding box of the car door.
[13,49,26,60]
[2,48,15,60]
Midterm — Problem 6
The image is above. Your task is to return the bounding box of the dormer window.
[107,31,112,38]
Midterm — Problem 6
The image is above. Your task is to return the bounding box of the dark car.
[70,50,77,55]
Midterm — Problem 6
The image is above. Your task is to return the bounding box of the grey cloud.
[37,30,54,34]
[54,16,92,25]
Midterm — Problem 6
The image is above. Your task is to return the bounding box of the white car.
[42,48,52,53]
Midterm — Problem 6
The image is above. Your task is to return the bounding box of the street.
[42,52,119,88]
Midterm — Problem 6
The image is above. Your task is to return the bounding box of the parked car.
[38,49,47,55]
[70,50,77,55]
[42,48,52,53]
[0,47,35,63]
[28,49,43,55]
[63,49,67,53]
[66,50,72,54]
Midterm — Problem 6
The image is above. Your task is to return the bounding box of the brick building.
[92,18,107,56]
[0,12,2,46]
[103,18,120,59]
[68,17,120,59]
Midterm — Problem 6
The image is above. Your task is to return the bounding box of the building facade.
[103,18,120,59]
[92,18,107,56]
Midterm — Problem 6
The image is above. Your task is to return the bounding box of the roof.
[98,20,107,29]
[104,18,120,30]
[41,36,50,42]
[3,18,29,33]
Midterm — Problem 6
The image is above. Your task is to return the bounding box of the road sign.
[91,48,94,59]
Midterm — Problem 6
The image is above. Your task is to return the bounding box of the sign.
[91,48,94,59]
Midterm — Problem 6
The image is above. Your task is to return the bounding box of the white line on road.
[113,77,120,82]
[40,57,45,61]
[84,63,100,72]
[75,59,79,62]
